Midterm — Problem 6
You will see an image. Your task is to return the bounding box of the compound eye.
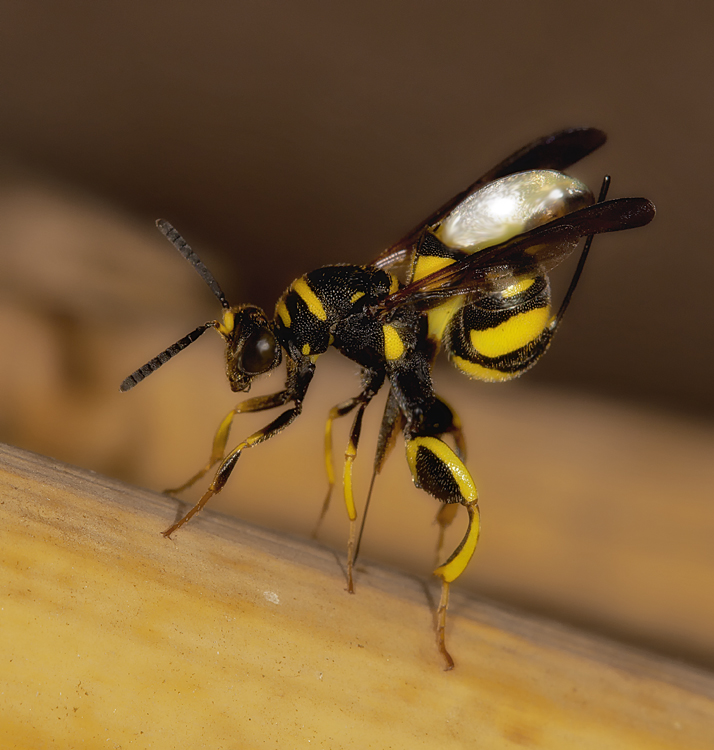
[240,327,277,374]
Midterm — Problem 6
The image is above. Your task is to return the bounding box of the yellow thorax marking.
[293,277,327,321]
[382,324,405,360]
[276,300,291,328]
[350,291,365,305]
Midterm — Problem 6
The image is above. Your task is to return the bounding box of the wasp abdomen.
[445,274,554,382]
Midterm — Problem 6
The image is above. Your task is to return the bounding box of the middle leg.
[387,350,480,669]
[315,367,385,541]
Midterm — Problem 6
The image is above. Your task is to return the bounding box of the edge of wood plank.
[2,442,714,749]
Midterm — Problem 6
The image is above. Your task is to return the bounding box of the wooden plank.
[2,443,713,749]
[1,184,711,672]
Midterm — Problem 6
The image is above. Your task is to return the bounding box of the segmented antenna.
[120,221,231,392]
[555,174,611,323]
[156,219,230,310]
[120,322,216,391]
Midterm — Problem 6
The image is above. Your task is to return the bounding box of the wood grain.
[2,443,713,749]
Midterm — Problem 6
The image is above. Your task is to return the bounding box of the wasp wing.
[371,127,607,273]
[375,197,655,315]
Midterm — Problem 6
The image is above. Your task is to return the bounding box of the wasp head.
[219,305,282,392]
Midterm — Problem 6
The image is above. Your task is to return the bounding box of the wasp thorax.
[437,170,594,252]
[223,305,281,391]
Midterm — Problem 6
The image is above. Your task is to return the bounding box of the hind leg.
[405,433,481,670]
[419,395,468,562]
[386,346,481,667]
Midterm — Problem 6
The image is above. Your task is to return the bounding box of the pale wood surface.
[1,176,713,675]
[2,443,713,749]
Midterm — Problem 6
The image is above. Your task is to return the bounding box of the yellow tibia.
[435,505,481,583]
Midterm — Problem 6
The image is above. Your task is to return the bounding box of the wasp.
[121,128,655,668]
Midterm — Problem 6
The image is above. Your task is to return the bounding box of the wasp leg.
[420,395,467,562]
[314,396,364,537]
[318,369,384,589]
[382,323,480,666]
[435,396,466,461]
[418,395,467,460]
[318,369,385,537]
[343,402,367,593]
[351,389,404,566]
[165,390,294,495]
[434,503,480,670]
[162,398,306,537]
[434,503,459,565]
[405,434,481,670]
[373,389,403,474]
[162,358,315,537]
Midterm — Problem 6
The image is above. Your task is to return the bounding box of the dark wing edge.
[375,197,655,314]
[370,127,608,272]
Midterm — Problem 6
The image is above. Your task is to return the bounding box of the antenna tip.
[119,376,137,392]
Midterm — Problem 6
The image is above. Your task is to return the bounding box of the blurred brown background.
[0,3,712,670]
[0,2,711,415]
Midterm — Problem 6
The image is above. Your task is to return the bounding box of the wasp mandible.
[121,128,655,668]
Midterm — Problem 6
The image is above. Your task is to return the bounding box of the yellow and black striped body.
[444,274,554,382]
[274,265,399,366]
[272,261,482,607]
[411,221,556,384]
[274,264,454,435]
[122,129,655,668]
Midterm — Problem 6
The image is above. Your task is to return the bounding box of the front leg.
[165,390,294,495]
[163,357,315,537]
